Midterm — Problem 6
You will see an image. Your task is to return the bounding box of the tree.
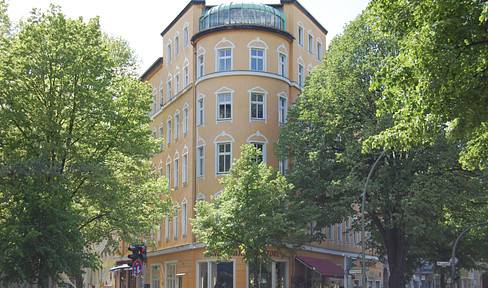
[193,145,304,288]
[0,6,172,287]
[275,11,488,288]
[365,0,488,170]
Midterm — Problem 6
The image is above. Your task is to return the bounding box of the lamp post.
[361,149,388,287]
[451,221,488,288]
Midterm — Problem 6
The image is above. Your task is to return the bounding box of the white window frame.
[250,48,265,71]
[197,52,205,78]
[279,159,288,175]
[174,157,179,188]
[174,33,179,57]
[197,145,205,178]
[150,264,161,288]
[278,52,287,77]
[159,124,164,150]
[298,63,304,87]
[166,161,171,190]
[246,261,288,288]
[183,104,189,135]
[174,72,180,95]
[183,23,189,48]
[174,111,180,140]
[159,84,164,107]
[278,93,288,124]
[250,92,265,121]
[182,152,188,184]
[216,142,232,174]
[337,222,343,244]
[167,41,172,63]
[216,87,234,122]
[197,95,205,126]
[298,23,304,47]
[181,200,187,237]
[215,38,234,72]
[166,117,172,145]
[308,30,314,55]
[165,262,177,288]
[246,131,268,164]
[217,48,232,72]
[173,208,179,239]
[197,260,235,288]
[345,217,351,245]
[329,225,335,243]
[165,216,171,240]
[250,142,266,163]
[183,64,189,87]
[317,39,323,61]
[167,78,172,102]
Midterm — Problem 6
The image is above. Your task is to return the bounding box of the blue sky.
[8,0,370,73]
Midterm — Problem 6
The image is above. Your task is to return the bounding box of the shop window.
[166,262,177,288]
[197,261,234,288]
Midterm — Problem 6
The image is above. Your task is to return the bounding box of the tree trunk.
[440,270,446,288]
[383,227,408,288]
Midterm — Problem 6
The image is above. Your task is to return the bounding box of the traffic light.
[139,245,147,261]
[453,267,460,281]
[346,257,357,270]
[128,244,140,267]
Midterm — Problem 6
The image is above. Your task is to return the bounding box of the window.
[159,126,164,150]
[250,93,265,120]
[165,216,171,241]
[183,65,189,87]
[197,97,204,126]
[251,142,265,163]
[354,230,359,246]
[248,262,288,288]
[183,26,189,48]
[183,106,188,134]
[197,261,234,288]
[308,32,314,54]
[298,64,304,87]
[167,42,172,63]
[166,262,177,288]
[174,158,179,188]
[217,93,232,121]
[337,222,343,244]
[182,201,187,236]
[217,142,231,174]
[159,87,164,106]
[279,95,287,124]
[182,153,188,184]
[166,163,171,189]
[197,54,205,77]
[329,226,334,242]
[279,159,288,175]
[345,217,351,245]
[158,222,162,242]
[173,211,178,239]
[167,119,172,145]
[217,48,232,71]
[151,265,161,288]
[152,91,157,113]
[317,41,323,61]
[197,146,204,178]
[175,73,180,95]
[278,53,287,77]
[174,35,179,57]
[167,80,172,102]
[174,113,180,140]
[298,25,304,46]
[250,48,265,71]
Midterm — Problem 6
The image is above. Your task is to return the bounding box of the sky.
[7,0,370,74]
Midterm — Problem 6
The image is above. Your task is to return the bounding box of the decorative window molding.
[248,86,268,123]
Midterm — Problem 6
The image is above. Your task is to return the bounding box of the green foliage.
[193,145,304,288]
[0,6,172,286]
[366,0,488,170]
[276,10,488,288]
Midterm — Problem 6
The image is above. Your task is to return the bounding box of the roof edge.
[140,57,163,81]
[280,0,328,35]
[161,0,206,37]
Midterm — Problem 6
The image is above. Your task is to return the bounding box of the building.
[112,1,383,287]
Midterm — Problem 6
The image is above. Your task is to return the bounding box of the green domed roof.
[199,2,286,31]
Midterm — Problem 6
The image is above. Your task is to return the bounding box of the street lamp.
[361,149,388,287]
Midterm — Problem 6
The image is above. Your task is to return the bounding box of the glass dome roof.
[199,2,286,31]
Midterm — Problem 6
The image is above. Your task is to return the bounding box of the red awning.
[296,256,344,277]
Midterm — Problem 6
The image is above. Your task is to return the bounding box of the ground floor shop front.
[112,245,383,288]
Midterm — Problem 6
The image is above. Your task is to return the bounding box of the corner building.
[115,1,383,288]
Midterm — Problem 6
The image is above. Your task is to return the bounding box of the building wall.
[116,1,383,287]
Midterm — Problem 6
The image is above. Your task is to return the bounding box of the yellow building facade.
[113,1,383,288]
